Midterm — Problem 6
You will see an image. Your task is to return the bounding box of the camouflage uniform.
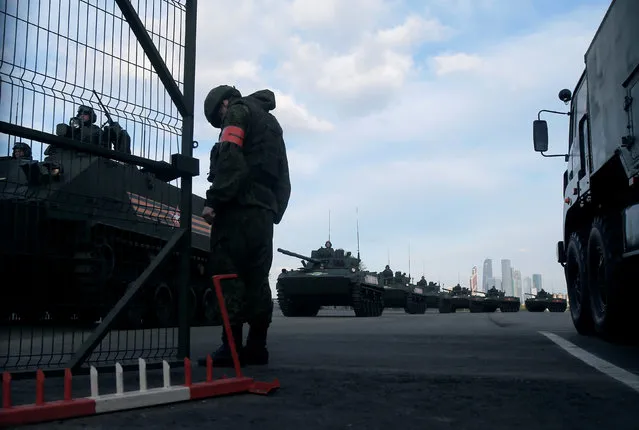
[49,105,131,161]
[380,265,393,285]
[203,85,291,367]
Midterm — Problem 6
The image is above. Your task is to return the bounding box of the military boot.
[212,324,245,367]
[242,323,269,365]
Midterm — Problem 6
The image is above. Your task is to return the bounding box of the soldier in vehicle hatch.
[318,240,335,258]
[11,142,32,160]
[417,276,427,287]
[53,105,131,154]
[202,84,291,368]
[381,264,393,280]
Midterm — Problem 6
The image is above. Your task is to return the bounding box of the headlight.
[351,267,356,273]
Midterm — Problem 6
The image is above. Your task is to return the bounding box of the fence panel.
[0,0,203,376]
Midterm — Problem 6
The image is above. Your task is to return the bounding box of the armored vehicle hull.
[276,248,384,317]
[438,295,471,313]
[382,284,427,314]
[423,292,440,308]
[0,148,217,329]
[499,296,521,312]
[469,296,487,313]
[525,297,568,313]
[438,285,473,313]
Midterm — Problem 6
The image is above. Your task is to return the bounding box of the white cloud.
[431,53,483,75]
[185,1,610,294]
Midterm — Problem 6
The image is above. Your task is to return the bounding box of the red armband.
[219,126,245,147]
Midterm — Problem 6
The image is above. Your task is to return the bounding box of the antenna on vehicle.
[328,209,331,242]
[356,207,360,261]
[387,248,390,266]
[408,243,411,283]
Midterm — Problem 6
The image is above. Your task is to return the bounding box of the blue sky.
[1,0,613,294]
[189,0,612,293]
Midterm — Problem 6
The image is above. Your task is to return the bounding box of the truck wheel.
[587,217,630,341]
[565,232,594,335]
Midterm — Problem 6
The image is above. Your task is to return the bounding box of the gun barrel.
[92,90,114,124]
[277,248,322,264]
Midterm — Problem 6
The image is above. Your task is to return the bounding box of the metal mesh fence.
[0,0,204,374]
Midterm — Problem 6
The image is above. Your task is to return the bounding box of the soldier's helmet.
[204,85,242,128]
[77,105,97,124]
[325,240,332,248]
[385,265,390,270]
[12,142,32,159]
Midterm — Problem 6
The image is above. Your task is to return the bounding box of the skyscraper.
[494,277,502,290]
[482,259,493,292]
[501,259,513,296]
[532,274,542,293]
[513,269,522,300]
[523,276,532,296]
[470,266,478,293]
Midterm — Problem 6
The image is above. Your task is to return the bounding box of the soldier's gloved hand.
[202,206,215,225]
[108,122,123,133]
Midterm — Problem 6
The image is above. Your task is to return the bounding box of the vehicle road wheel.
[565,231,594,335]
[587,217,632,341]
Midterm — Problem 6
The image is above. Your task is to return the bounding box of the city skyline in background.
[473,258,558,301]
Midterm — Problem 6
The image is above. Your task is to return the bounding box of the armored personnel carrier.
[379,271,427,314]
[416,277,441,308]
[0,119,213,329]
[499,294,521,312]
[276,245,385,317]
[525,290,568,313]
[468,291,488,313]
[438,284,472,313]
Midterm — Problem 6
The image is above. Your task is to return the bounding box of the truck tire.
[565,232,594,335]
[587,217,631,341]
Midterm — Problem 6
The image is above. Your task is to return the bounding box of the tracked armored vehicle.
[499,294,521,312]
[379,271,426,314]
[532,0,639,340]
[525,290,568,313]
[467,287,518,312]
[438,284,472,313]
[416,278,441,308]
[469,291,488,313]
[276,246,384,317]
[0,121,214,329]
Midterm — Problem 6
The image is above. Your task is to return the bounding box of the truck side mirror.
[533,120,549,152]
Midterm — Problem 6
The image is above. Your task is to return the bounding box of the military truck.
[525,290,568,313]
[532,0,639,340]
[438,284,472,313]
[379,271,427,314]
[275,246,385,317]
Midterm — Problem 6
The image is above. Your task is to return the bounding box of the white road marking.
[540,331,639,394]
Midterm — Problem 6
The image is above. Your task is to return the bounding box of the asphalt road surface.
[7,308,639,430]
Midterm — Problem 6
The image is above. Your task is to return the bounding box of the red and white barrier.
[0,356,280,426]
[0,274,280,426]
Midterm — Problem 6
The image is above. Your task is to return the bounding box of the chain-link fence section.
[0,0,204,376]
